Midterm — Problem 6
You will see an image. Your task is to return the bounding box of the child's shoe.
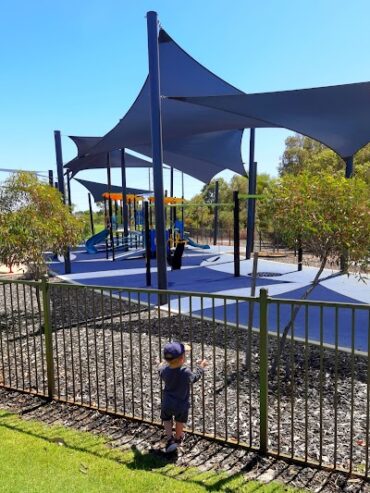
[165,436,178,453]
[175,433,185,447]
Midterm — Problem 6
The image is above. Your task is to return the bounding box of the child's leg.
[175,421,184,440]
[163,420,173,438]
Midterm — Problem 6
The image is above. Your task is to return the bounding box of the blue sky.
[1,0,370,210]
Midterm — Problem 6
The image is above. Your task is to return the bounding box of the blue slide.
[85,229,109,254]
[183,233,210,250]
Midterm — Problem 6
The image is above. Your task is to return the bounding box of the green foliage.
[279,134,370,187]
[184,175,275,234]
[74,204,107,238]
[261,172,370,271]
[0,172,84,276]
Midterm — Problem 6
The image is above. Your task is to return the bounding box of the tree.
[0,172,85,277]
[279,134,370,187]
[184,174,276,241]
[261,171,370,368]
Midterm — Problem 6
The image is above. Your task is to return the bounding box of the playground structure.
[81,186,272,284]
[83,191,209,269]
[74,179,247,269]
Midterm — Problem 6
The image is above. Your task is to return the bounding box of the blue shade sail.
[65,145,152,178]
[77,29,249,181]
[75,178,151,203]
[65,130,245,183]
[171,82,370,159]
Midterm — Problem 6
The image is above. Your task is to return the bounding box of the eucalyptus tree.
[0,172,84,277]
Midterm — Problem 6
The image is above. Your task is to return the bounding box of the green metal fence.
[0,278,369,477]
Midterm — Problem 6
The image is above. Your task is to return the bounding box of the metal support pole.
[298,237,303,271]
[104,198,109,259]
[88,193,95,235]
[259,288,269,454]
[144,201,151,286]
[41,277,54,399]
[246,129,256,259]
[341,155,354,270]
[66,171,72,210]
[246,162,257,258]
[213,180,219,245]
[149,201,153,228]
[170,166,174,197]
[233,191,240,277]
[181,172,184,227]
[128,199,132,231]
[170,166,174,227]
[164,189,168,230]
[147,10,168,300]
[345,155,353,178]
[134,198,137,230]
[48,170,53,186]
[121,149,129,247]
[54,130,71,274]
[251,162,257,252]
[245,252,259,368]
[114,200,119,245]
[107,153,115,261]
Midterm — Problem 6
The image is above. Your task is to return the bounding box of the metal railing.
[0,278,369,477]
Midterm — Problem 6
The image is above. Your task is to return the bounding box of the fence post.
[41,277,54,399]
[259,288,269,454]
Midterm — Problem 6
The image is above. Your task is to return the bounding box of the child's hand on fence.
[197,359,208,369]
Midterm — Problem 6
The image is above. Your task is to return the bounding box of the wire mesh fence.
[0,278,369,477]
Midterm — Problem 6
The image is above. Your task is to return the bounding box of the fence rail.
[0,278,369,477]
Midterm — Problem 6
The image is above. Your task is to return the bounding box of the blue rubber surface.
[48,248,369,351]
[69,265,283,291]
[49,251,216,274]
[196,284,369,351]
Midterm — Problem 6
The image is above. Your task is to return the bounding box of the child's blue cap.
[163,342,185,361]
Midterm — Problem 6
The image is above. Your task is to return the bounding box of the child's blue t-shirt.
[159,365,203,410]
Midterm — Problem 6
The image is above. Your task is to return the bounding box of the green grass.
[0,409,305,492]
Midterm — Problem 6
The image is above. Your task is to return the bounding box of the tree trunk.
[270,256,330,376]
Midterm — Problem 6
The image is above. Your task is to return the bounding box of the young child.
[158,341,207,453]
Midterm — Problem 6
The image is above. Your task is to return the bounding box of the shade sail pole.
[213,180,219,245]
[345,156,353,178]
[66,171,72,210]
[170,167,174,196]
[246,128,256,259]
[88,193,95,235]
[54,130,71,274]
[170,166,174,226]
[181,171,185,226]
[341,155,354,271]
[147,10,168,299]
[121,149,129,246]
[107,153,115,261]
